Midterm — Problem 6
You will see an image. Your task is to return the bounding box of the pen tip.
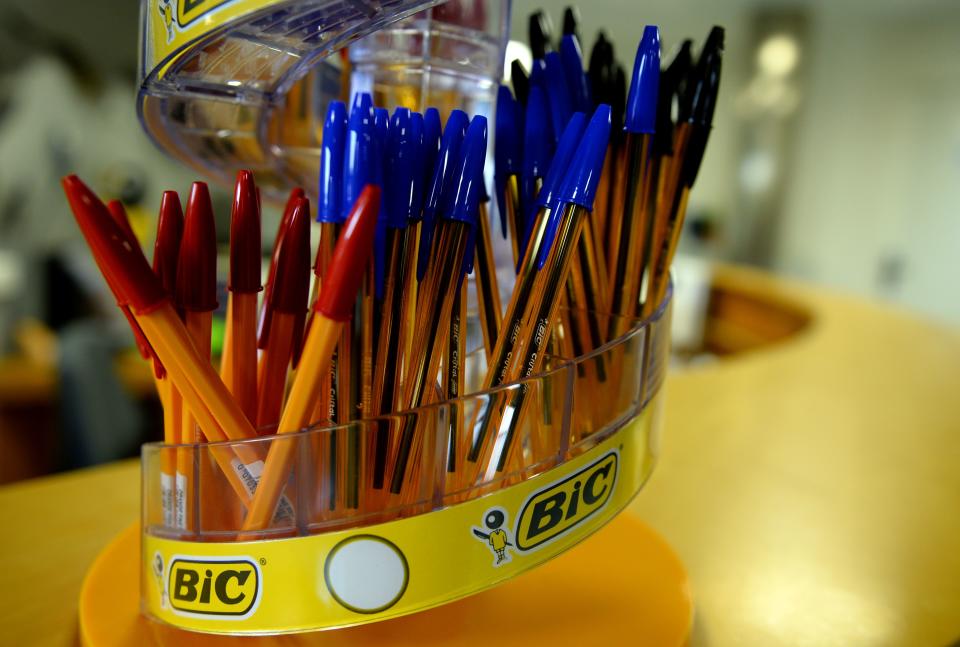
[316,185,381,321]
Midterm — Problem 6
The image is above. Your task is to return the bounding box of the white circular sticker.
[324,535,408,613]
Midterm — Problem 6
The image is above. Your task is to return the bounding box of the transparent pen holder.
[140,292,671,634]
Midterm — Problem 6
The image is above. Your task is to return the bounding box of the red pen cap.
[229,170,262,294]
[106,200,140,252]
[62,175,168,313]
[268,196,311,315]
[316,185,380,321]
[153,191,183,295]
[177,182,219,313]
[105,201,158,363]
[259,186,306,347]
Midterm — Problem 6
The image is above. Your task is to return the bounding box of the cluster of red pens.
[62,173,379,534]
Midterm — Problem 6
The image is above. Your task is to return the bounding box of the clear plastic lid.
[138,0,508,200]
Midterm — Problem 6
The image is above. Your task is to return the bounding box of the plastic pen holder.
[141,293,672,635]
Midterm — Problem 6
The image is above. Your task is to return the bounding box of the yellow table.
[3,266,960,646]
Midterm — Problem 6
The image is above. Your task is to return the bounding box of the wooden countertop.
[2,265,959,646]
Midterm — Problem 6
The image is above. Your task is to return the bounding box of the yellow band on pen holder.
[141,289,672,635]
[143,399,659,634]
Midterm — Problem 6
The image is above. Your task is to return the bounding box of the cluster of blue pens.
[307,12,724,505]
[310,79,613,503]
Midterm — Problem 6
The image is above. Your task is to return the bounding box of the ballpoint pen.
[479,104,612,480]
[519,86,553,261]
[259,187,305,349]
[606,26,660,339]
[389,115,484,498]
[177,182,219,447]
[396,107,441,385]
[105,200,155,365]
[651,40,692,220]
[416,110,469,284]
[495,86,523,266]
[589,32,615,247]
[560,34,591,113]
[369,107,420,492]
[338,93,376,425]
[313,100,347,426]
[240,186,380,533]
[222,171,261,425]
[544,51,574,142]
[150,191,183,528]
[465,112,588,474]
[362,106,390,417]
[256,196,310,430]
[647,27,722,313]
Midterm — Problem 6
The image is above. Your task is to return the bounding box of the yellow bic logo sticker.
[169,557,261,618]
[516,452,618,551]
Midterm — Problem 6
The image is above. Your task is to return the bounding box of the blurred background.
[0,0,957,482]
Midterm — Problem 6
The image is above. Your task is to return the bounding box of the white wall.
[777,4,960,323]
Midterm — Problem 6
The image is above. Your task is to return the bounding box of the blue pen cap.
[495,87,521,237]
[625,25,661,134]
[417,109,469,280]
[448,115,488,225]
[495,86,521,176]
[386,107,415,229]
[535,112,586,211]
[557,104,612,210]
[341,92,375,221]
[560,35,591,113]
[317,101,346,223]
[529,58,546,90]
[419,107,443,217]
[522,86,553,180]
[408,111,425,223]
[544,51,574,139]
[423,110,469,224]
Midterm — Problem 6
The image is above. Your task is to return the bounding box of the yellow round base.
[80,513,692,646]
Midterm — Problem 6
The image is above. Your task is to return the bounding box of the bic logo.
[168,556,261,619]
[515,452,618,551]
